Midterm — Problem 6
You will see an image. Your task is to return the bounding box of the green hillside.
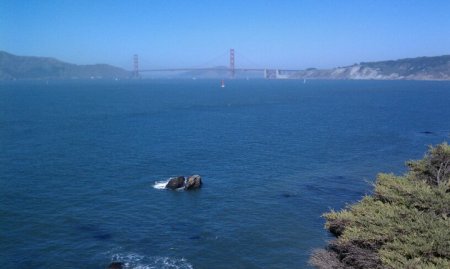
[0,51,130,80]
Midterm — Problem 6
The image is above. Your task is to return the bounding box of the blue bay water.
[1,79,449,269]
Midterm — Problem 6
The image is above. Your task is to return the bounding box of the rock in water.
[107,262,123,269]
[185,175,202,190]
[166,176,185,189]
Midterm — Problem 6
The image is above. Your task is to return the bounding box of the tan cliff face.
[290,55,450,80]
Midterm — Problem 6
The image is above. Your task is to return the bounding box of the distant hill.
[291,55,450,80]
[0,51,131,80]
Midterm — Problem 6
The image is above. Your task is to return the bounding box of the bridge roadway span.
[137,68,301,79]
[138,68,301,72]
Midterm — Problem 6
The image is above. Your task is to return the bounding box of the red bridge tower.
[229,49,235,78]
[133,54,139,78]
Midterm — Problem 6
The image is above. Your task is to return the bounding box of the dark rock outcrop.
[166,176,185,189]
[309,249,345,269]
[107,262,123,269]
[185,175,202,190]
[327,218,349,237]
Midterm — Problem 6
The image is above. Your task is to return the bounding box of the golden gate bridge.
[131,49,301,79]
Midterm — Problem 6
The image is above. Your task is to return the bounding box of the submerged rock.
[166,176,185,189]
[281,192,295,198]
[93,232,112,241]
[107,262,123,269]
[185,175,202,190]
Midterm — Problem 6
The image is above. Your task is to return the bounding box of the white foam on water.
[153,179,185,191]
[111,252,193,269]
[153,180,169,190]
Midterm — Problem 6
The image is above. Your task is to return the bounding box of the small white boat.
[221,79,225,88]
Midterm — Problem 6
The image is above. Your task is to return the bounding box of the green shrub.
[407,142,450,187]
[311,143,450,269]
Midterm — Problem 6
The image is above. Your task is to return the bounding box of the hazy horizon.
[2,0,450,70]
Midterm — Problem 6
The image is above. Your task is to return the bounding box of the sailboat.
[221,79,225,88]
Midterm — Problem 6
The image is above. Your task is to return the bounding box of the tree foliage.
[407,142,450,187]
[311,143,450,269]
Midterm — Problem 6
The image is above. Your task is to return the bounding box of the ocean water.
[1,79,449,269]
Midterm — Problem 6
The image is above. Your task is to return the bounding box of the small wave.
[111,252,193,269]
[153,180,169,190]
[153,179,185,191]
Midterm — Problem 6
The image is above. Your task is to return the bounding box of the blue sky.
[1,0,450,70]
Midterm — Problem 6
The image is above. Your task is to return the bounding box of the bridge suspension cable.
[188,50,229,69]
[133,49,302,79]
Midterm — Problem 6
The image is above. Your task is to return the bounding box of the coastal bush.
[407,143,450,187]
[310,143,450,269]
